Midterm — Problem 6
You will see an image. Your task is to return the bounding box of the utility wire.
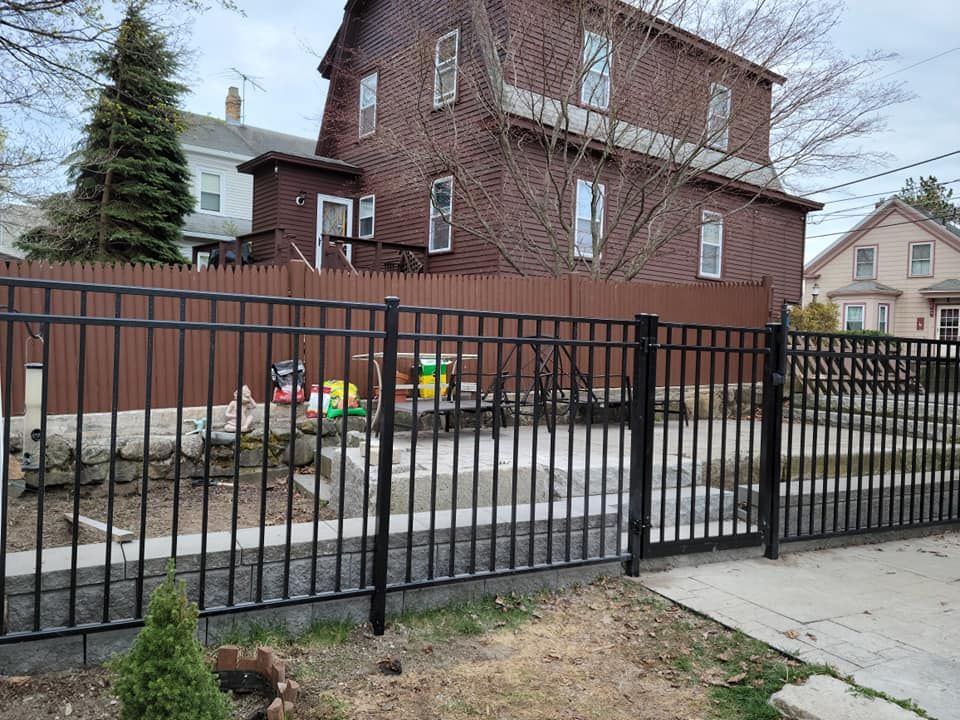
[816,178,960,208]
[801,150,960,198]
[806,213,959,240]
[874,47,960,81]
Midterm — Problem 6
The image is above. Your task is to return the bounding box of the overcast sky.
[174,0,959,261]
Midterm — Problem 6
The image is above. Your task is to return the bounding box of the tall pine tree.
[897,176,959,225]
[21,4,193,264]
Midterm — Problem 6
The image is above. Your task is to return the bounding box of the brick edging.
[215,645,299,719]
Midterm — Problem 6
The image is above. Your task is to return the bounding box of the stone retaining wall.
[0,500,622,674]
[9,406,366,491]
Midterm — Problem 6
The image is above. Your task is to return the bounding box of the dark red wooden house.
[238,0,821,313]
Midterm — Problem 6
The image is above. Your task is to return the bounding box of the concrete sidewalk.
[640,532,960,720]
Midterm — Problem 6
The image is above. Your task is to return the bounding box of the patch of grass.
[313,693,351,720]
[668,626,930,720]
[218,621,294,650]
[300,618,354,646]
[394,593,538,641]
[669,629,830,720]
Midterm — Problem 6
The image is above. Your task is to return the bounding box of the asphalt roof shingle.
[181,112,317,158]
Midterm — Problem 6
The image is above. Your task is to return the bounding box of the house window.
[844,304,865,332]
[699,211,723,279]
[359,72,378,137]
[939,307,960,341]
[878,304,890,334]
[910,242,932,277]
[707,83,732,150]
[574,179,605,259]
[581,31,611,110]
[854,246,876,280]
[429,177,453,253]
[199,172,221,213]
[358,195,375,238]
[434,29,460,108]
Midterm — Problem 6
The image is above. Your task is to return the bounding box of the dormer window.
[581,31,611,110]
[359,72,378,137]
[707,83,731,150]
[434,29,460,108]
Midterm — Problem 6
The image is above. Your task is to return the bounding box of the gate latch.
[772,372,785,387]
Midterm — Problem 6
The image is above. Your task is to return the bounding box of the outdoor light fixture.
[811,283,820,303]
[295,192,306,207]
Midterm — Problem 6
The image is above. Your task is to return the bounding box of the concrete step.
[770,675,923,720]
[607,486,736,530]
[743,472,960,537]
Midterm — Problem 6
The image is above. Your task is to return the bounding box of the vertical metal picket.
[370,296,400,635]
[759,320,787,559]
[626,313,658,576]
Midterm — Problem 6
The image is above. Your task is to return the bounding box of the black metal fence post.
[370,296,400,635]
[759,320,787,559]
[627,313,658,575]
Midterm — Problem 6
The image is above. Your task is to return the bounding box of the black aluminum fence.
[0,277,957,647]
[781,331,960,544]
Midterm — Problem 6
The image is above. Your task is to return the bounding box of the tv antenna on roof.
[225,67,266,124]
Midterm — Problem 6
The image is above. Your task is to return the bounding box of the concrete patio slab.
[639,532,960,720]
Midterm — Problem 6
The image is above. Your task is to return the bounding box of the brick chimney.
[225,86,241,124]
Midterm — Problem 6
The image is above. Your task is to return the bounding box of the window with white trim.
[359,72,378,137]
[939,307,960,342]
[358,195,375,238]
[429,177,453,253]
[581,31,611,110]
[699,211,723,278]
[844,304,865,332]
[854,246,876,280]
[199,172,222,213]
[574,179,605,259]
[434,29,460,108]
[910,242,932,276]
[707,83,732,150]
[878,304,890,334]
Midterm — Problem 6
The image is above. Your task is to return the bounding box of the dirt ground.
[6,478,333,552]
[0,578,816,720]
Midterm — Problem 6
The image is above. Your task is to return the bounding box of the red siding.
[304,0,806,308]
[247,160,359,266]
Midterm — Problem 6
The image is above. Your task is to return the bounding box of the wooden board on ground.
[62,514,135,543]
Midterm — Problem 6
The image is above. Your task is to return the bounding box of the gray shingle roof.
[920,279,960,293]
[181,112,317,158]
[826,280,903,297]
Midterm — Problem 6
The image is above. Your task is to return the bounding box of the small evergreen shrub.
[110,561,230,720]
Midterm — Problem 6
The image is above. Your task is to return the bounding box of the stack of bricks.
[215,645,300,720]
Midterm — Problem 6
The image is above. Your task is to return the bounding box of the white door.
[316,195,353,269]
[937,306,960,341]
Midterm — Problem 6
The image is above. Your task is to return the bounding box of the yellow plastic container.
[418,361,448,399]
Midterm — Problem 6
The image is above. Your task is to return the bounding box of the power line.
[801,150,960,198]
[806,213,959,241]
[816,178,960,208]
[874,47,960,81]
